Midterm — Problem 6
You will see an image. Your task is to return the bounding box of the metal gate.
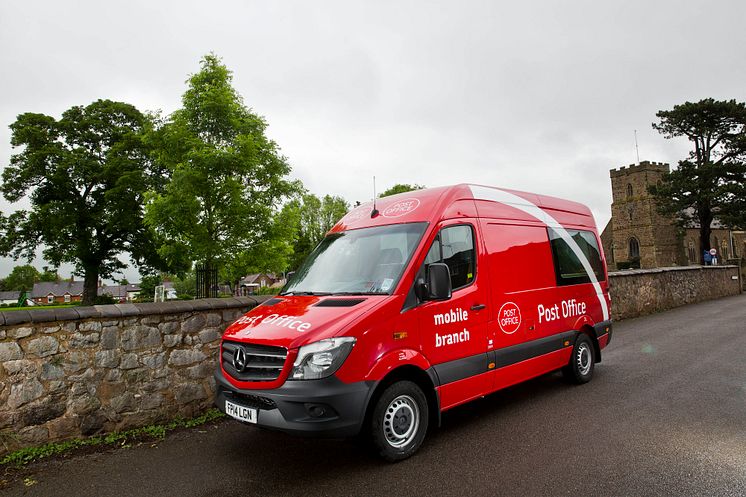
[196,263,218,299]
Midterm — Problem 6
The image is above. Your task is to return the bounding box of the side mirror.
[426,263,452,300]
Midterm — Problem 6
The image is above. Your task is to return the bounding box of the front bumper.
[214,367,374,438]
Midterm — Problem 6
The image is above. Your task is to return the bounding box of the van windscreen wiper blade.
[279,291,332,296]
[329,292,388,296]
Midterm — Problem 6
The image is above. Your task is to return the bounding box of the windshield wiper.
[329,292,388,296]
[279,291,332,296]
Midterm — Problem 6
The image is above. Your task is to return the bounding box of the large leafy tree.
[0,100,165,305]
[220,204,300,290]
[145,54,298,295]
[379,183,425,198]
[649,99,746,261]
[283,193,349,271]
[2,264,40,291]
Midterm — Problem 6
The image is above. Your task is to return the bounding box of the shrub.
[94,294,116,305]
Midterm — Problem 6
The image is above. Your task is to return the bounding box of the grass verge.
[0,304,81,311]
[1,408,225,468]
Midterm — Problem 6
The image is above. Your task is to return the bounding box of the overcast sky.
[1,0,745,283]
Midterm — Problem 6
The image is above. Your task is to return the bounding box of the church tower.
[608,161,684,269]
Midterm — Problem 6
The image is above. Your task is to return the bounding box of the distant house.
[30,281,142,304]
[31,281,84,304]
[0,291,21,305]
[238,273,282,295]
[98,284,141,303]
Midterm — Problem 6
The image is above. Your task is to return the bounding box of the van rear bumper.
[214,367,373,438]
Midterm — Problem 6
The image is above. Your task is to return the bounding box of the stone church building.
[600,160,746,270]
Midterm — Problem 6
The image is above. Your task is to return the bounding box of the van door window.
[425,225,476,290]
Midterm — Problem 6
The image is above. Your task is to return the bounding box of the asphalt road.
[4,294,746,497]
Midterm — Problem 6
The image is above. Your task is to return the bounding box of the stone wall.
[0,297,264,455]
[608,265,741,320]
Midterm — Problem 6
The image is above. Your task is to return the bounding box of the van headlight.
[290,337,356,380]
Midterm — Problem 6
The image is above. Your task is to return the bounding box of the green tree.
[379,183,425,198]
[39,266,60,282]
[137,274,161,302]
[118,278,129,285]
[0,99,166,305]
[221,204,300,290]
[145,54,298,296]
[2,264,40,291]
[649,99,746,262]
[284,193,349,271]
[172,271,196,299]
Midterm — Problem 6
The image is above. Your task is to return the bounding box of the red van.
[215,184,612,461]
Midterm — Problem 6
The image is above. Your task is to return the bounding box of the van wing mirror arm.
[414,277,427,301]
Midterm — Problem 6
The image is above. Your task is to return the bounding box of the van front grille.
[221,388,277,410]
[221,341,287,382]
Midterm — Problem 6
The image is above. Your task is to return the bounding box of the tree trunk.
[699,209,713,264]
[82,268,99,306]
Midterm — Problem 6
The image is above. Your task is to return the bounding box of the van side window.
[548,228,605,286]
[424,235,442,265]
[425,225,476,290]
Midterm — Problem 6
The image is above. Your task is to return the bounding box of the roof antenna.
[371,176,379,218]
[634,129,640,165]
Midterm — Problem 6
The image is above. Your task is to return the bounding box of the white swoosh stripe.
[469,185,610,321]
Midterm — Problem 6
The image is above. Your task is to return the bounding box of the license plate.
[225,400,257,424]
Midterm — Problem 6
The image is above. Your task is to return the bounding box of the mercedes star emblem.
[233,346,247,372]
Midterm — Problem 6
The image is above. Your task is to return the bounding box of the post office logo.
[498,302,522,334]
[382,198,420,218]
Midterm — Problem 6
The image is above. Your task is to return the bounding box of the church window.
[626,183,633,198]
[629,237,640,259]
[687,240,696,263]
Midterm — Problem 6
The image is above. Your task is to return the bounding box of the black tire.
[562,334,595,384]
[369,380,429,462]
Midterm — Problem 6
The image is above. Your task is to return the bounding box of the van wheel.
[369,381,429,462]
[563,334,595,384]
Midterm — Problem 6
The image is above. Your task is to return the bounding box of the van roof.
[330,184,596,233]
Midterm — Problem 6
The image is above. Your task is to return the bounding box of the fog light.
[304,403,338,418]
[308,404,327,417]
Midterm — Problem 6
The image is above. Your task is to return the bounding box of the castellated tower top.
[610,160,670,178]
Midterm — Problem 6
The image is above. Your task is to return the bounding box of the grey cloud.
[1,0,744,280]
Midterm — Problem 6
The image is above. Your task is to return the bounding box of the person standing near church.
[703,250,712,265]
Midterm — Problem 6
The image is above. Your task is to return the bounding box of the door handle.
[471,304,486,311]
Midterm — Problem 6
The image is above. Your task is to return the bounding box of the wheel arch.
[363,365,441,435]
[578,324,601,363]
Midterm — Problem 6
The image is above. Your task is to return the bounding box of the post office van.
[214,184,612,461]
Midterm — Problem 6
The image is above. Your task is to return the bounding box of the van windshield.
[281,222,428,296]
